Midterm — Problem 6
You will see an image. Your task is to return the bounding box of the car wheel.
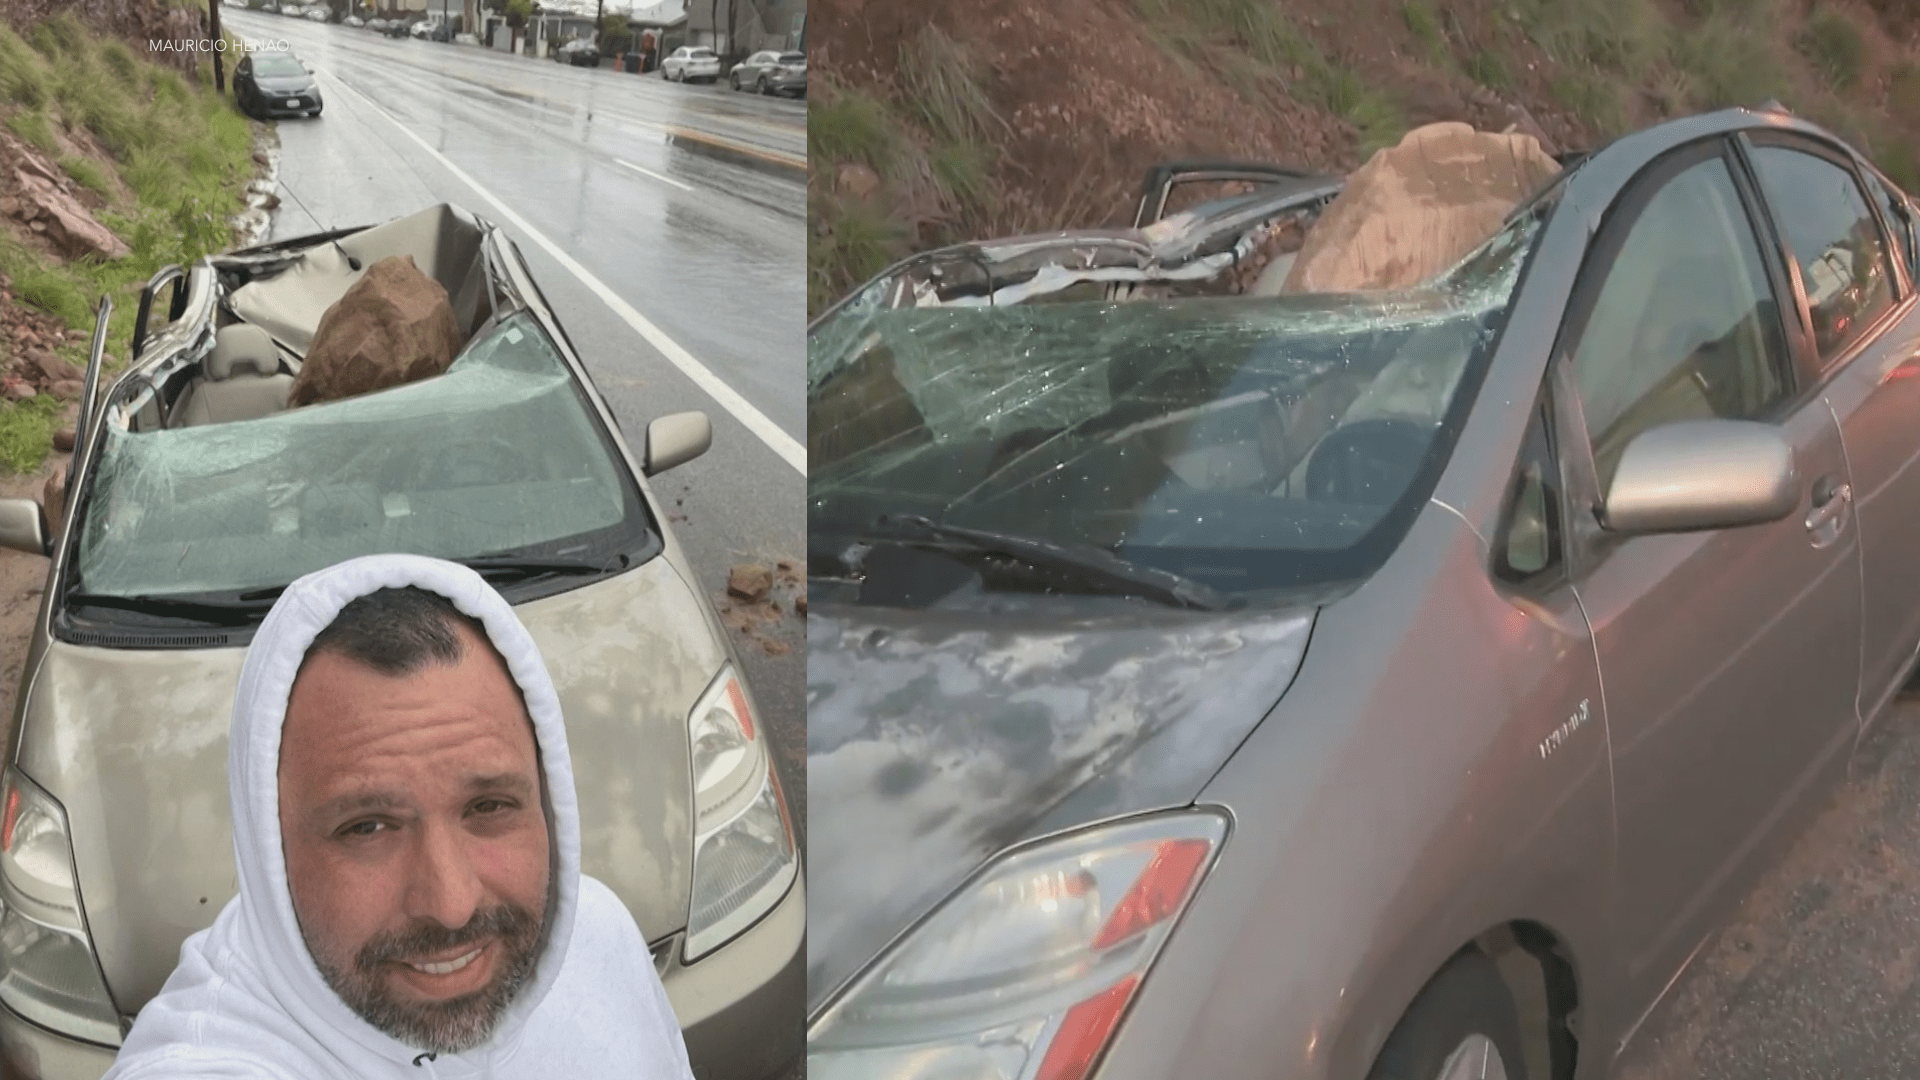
[1364,953,1528,1080]
[755,74,768,94]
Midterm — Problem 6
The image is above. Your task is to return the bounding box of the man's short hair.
[302,586,492,678]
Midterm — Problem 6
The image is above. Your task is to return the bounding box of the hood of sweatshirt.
[224,552,584,1070]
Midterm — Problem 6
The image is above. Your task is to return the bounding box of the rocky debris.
[50,429,74,453]
[727,563,773,603]
[1,133,132,261]
[1283,122,1560,294]
[837,163,881,200]
[46,380,82,401]
[289,255,464,407]
[41,466,64,538]
[25,350,81,386]
[716,558,806,655]
[0,278,85,402]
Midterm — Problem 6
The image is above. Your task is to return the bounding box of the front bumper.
[0,994,116,1080]
[254,92,321,116]
[662,865,805,1080]
[0,871,806,1080]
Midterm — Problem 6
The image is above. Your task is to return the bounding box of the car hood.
[17,556,716,1013]
[805,601,1316,1014]
[253,74,315,92]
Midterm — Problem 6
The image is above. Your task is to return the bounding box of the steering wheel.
[1304,417,1434,504]
[413,434,531,490]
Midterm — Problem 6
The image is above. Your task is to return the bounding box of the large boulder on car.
[1282,122,1559,294]
[288,254,463,407]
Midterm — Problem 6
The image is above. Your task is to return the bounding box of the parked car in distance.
[232,51,322,119]
[554,37,600,66]
[661,45,720,83]
[728,50,805,96]
[383,17,409,36]
[366,16,387,30]
[0,203,806,1080]
[806,104,1920,1080]
[343,15,362,27]
[304,7,326,21]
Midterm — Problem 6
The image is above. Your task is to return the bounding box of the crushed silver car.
[0,204,803,1080]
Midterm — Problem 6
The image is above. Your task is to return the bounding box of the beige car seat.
[172,324,296,427]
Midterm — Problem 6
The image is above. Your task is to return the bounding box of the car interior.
[128,203,497,434]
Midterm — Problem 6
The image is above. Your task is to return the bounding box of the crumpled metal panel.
[805,605,1315,1013]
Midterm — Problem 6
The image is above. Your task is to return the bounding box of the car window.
[1494,398,1562,584]
[778,52,805,63]
[74,312,645,600]
[1750,145,1896,361]
[254,55,304,78]
[1570,154,1794,492]
[1865,169,1913,280]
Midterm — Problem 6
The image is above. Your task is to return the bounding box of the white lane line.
[330,78,806,474]
[615,158,695,193]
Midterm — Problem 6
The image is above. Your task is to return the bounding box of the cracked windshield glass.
[808,213,1540,597]
[75,313,637,604]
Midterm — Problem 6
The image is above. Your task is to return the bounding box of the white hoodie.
[102,553,696,1080]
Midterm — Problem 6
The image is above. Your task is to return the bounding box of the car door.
[1554,136,1863,1013]
[1755,134,1920,724]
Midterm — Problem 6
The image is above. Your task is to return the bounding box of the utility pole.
[209,0,225,93]
[595,0,603,37]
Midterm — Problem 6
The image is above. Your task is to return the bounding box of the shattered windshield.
[808,213,1541,599]
[71,312,643,606]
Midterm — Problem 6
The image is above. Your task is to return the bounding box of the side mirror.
[643,411,711,476]
[0,498,49,556]
[1601,420,1797,535]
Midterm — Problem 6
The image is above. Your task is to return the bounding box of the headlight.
[684,665,797,961]
[0,767,121,1046]
[808,810,1228,1080]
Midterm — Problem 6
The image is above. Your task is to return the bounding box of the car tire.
[755,74,768,94]
[1364,953,1529,1080]
[729,72,739,90]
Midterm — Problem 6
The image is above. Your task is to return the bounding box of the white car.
[304,7,326,21]
[661,45,721,83]
[344,15,363,26]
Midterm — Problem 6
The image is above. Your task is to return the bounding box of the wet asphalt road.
[1616,695,1920,1079]
[219,10,808,839]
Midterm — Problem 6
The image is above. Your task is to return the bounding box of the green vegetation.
[900,26,1004,152]
[5,108,56,155]
[1799,7,1868,91]
[1466,49,1513,91]
[1894,64,1920,116]
[1670,16,1790,109]
[1551,69,1628,136]
[0,395,64,475]
[0,15,258,473]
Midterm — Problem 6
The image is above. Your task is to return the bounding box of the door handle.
[1806,479,1853,546]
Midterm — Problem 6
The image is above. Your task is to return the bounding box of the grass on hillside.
[0,13,256,473]
[807,0,1920,320]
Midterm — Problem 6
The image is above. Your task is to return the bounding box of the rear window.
[778,52,805,63]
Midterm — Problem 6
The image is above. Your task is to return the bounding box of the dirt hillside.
[808,0,1920,316]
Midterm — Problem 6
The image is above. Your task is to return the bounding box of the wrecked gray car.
[0,205,803,1080]
[807,106,1920,1080]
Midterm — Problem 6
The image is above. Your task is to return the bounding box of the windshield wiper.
[64,591,277,627]
[459,553,624,583]
[868,514,1235,611]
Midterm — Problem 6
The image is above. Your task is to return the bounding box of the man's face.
[279,622,551,1054]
